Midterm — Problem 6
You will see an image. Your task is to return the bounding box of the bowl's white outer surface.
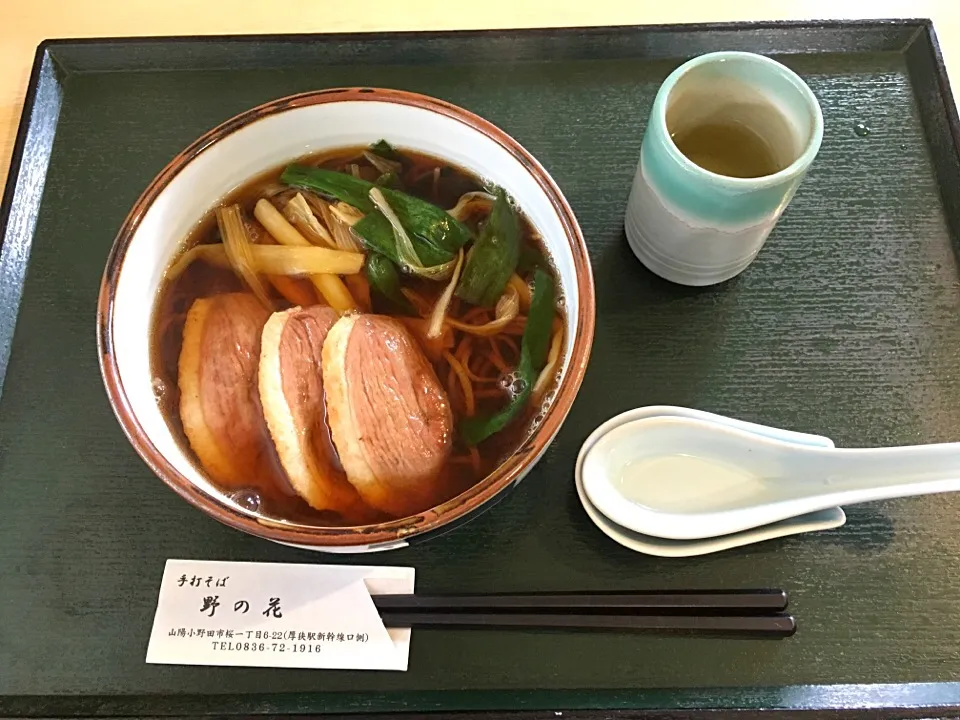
[111,98,582,546]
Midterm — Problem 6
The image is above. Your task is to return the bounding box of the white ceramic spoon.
[575,406,845,556]
[575,470,845,558]
[582,415,960,541]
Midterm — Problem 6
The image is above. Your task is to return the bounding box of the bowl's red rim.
[96,87,596,548]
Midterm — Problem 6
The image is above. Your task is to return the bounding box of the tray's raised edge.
[36,16,932,49]
[0,43,64,395]
[3,683,960,718]
[2,19,960,719]
[904,22,960,249]
[39,18,928,74]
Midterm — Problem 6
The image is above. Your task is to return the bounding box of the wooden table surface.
[2,0,959,193]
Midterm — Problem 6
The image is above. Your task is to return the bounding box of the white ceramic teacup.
[624,51,824,286]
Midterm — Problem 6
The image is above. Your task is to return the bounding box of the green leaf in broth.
[459,268,555,445]
[365,253,417,316]
[517,241,547,274]
[522,267,556,370]
[375,171,404,190]
[460,350,533,446]
[282,165,471,263]
[455,187,521,307]
[378,186,471,256]
[281,165,375,212]
[353,211,455,268]
[370,139,403,162]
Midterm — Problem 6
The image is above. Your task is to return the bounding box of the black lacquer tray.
[2,19,960,719]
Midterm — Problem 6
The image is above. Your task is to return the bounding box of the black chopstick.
[379,611,796,636]
[372,589,788,613]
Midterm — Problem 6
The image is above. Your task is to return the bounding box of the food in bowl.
[153,142,564,525]
[98,88,594,550]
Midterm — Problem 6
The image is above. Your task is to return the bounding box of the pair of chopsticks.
[373,589,795,636]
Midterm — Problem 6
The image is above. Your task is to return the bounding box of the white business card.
[146,559,414,671]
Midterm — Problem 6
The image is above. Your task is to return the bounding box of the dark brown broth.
[150,146,560,524]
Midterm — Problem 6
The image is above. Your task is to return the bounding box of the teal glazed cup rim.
[652,51,824,188]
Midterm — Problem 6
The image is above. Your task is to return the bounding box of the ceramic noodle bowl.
[96,88,596,552]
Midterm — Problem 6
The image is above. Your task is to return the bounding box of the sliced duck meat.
[178,292,283,492]
[322,314,454,517]
[258,305,375,522]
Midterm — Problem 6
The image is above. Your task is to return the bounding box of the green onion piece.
[369,187,458,282]
[378,186,471,256]
[216,205,273,310]
[354,211,455,268]
[460,351,534,446]
[351,212,403,265]
[455,187,521,307]
[283,165,471,258]
[370,139,402,161]
[366,254,417,316]
[459,268,555,445]
[517,242,547,274]
[281,165,375,212]
[365,151,402,177]
[375,171,404,190]
[522,268,556,369]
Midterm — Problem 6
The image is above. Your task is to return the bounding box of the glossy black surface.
[2,20,960,718]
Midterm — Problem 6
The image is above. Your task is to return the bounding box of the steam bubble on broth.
[230,488,262,513]
[499,369,528,400]
[150,141,564,526]
[152,377,167,400]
